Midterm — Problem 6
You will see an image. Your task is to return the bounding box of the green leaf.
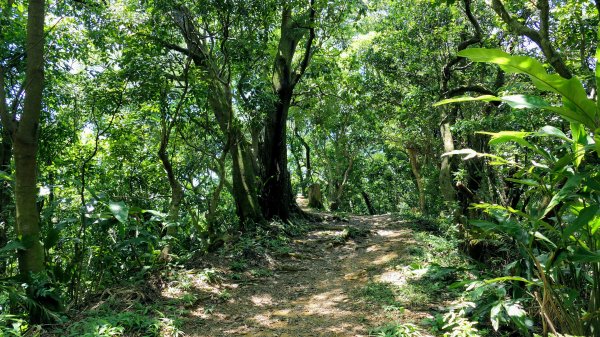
[542,174,583,218]
[483,276,536,286]
[0,240,26,253]
[433,95,499,106]
[563,204,599,240]
[535,126,570,142]
[594,128,600,156]
[44,227,61,250]
[570,247,600,263]
[570,122,587,168]
[0,170,12,181]
[490,302,502,331]
[109,201,129,224]
[470,219,526,239]
[478,131,534,149]
[596,24,600,118]
[505,178,539,187]
[458,48,596,128]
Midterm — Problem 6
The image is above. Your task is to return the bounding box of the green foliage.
[368,322,423,337]
[426,303,482,337]
[62,311,162,337]
[439,47,600,336]
[358,282,398,306]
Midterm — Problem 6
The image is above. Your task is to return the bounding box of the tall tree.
[167,4,265,226]
[259,0,316,220]
[10,0,46,279]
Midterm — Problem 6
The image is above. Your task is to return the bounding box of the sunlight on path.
[180,209,438,337]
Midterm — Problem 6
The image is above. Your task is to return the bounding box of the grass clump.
[357,282,399,306]
[369,322,423,337]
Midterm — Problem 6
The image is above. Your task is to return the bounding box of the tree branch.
[489,0,571,78]
[445,85,495,97]
[292,0,316,87]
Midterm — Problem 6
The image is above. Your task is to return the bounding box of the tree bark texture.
[407,147,425,213]
[260,1,315,221]
[307,183,323,209]
[0,53,15,276]
[439,119,456,205]
[13,0,45,278]
[329,157,353,211]
[361,191,376,215]
[158,117,184,258]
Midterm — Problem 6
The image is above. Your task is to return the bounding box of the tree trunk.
[205,149,228,238]
[158,121,184,260]
[261,97,293,220]
[293,129,312,196]
[230,133,263,227]
[0,31,14,276]
[361,191,376,215]
[292,149,305,196]
[14,0,45,279]
[260,2,315,221]
[329,157,353,211]
[439,118,456,205]
[0,130,11,274]
[407,147,426,213]
[170,8,264,226]
[307,183,323,209]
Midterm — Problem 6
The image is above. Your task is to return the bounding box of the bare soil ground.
[171,199,449,336]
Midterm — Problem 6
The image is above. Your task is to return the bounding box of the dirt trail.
[176,201,442,336]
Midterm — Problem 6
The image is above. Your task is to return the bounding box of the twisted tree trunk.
[260,1,315,221]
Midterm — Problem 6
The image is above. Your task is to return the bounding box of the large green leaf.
[0,240,26,253]
[433,94,499,106]
[481,131,532,147]
[570,247,600,263]
[535,126,570,142]
[435,94,592,126]
[563,204,599,240]
[458,48,596,128]
[483,276,536,286]
[570,122,587,168]
[109,201,129,224]
[542,174,583,218]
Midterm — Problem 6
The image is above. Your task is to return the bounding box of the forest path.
[175,200,447,336]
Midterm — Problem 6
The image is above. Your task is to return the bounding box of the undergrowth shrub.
[437,47,600,336]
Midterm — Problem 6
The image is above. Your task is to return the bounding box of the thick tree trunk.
[361,191,376,215]
[307,183,323,209]
[261,97,293,220]
[407,147,426,213]
[14,0,45,279]
[158,125,184,259]
[230,133,263,227]
[206,80,263,226]
[260,2,315,221]
[0,39,14,276]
